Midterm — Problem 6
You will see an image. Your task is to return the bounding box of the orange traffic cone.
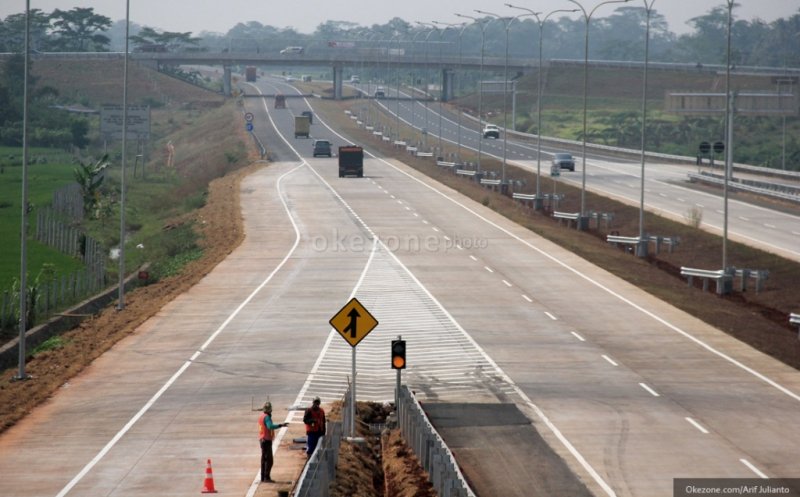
[201,458,218,493]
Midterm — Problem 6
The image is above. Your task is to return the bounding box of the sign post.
[329,297,378,437]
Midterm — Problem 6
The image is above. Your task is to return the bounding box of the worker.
[303,397,326,458]
[258,401,287,483]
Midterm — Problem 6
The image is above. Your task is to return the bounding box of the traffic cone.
[201,458,218,493]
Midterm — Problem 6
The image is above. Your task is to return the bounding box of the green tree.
[49,7,111,51]
[74,155,108,218]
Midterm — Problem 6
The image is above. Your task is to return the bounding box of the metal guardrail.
[681,267,734,295]
[687,173,800,204]
[733,268,770,294]
[436,160,458,168]
[791,313,800,326]
[455,169,476,176]
[397,386,476,497]
[480,178,502,185]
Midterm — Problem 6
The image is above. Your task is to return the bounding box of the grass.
[0,148,87,290]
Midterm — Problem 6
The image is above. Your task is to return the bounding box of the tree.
[74,155,108,218]
[50,7,112,52]
[130,26,201,52]
[0,9,51,52]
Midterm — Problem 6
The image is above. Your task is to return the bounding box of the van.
[280,46,304,55]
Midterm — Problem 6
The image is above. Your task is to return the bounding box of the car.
[552,152,576,171]
[350,75,360,83]
[482,124,500,139]
[280,46,304,55]
[312,139,332,157]
[301,110,313,124]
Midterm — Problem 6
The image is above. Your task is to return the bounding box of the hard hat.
[263,402,272,412]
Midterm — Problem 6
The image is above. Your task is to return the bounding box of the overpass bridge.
[3,50,798,99]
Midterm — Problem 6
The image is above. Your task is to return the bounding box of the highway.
[0,75,798,497]
[355,82,800,263]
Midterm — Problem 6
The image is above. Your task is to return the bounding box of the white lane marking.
[571,331,586,342]
[484,266,494,273]
[60,163,307,497]
[422,220,429,225]
[677,198,686,202]
[356,150,800,404]
[469,255,478,262]
[302,145,617,495]
[432,227,440,232]
[739,216,750,222]
[405,206,411,211]
[444,235,451,241]
[456,244,463,250]
[740,459,769,479]
[696,203,705,208]
[502,280,512,287]
[602,355,618,366]
[397,199,403,205]
[764,223,776,229]
[522,295,533,303]
[792,231,800,236]
[390,194,396,199]
[545,311,557,321]
[715,209,725,215]
[685,417,709,434]
[639,383,660,397]
[413,213,419,217]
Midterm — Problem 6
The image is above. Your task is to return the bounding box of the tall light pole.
[476,10,532,189]
[507,5,577,210]
[417,23,437,148]
[429,22,455,155]
[410,28,429,138]
[638,0,656,250]
[15,0,32,381]
[395,34,403,142]
[568,0,631,226]
[455,13,493,174]
[117,0,131,310]
[722,0,735,270]
[434,21,469,162]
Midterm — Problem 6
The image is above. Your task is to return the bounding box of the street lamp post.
[416,23,438,150]
[475,10,532,189]
[722,0,735,271]
[638,0,656,253]
[118,0,131,310]
[434,21,469,162]
[568,0,631,227]
[15,0,32,381]
[410,29,429,141]
[507,5,577,210]
[455,13,493,175]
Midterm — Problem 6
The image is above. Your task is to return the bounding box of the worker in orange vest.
[258,402,287,483]
[303,397,326,458]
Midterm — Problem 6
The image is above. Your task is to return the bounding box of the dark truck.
[338,146,364,177]
[245,66,257,82]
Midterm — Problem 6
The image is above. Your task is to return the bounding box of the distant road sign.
[699,141,711,154]
[244,112,254,122]
[246,123,254,132]
[713,141,725,154]
[329,298,378,347]
[100,104,150,140]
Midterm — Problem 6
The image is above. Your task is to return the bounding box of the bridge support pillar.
[222,65,232,96]
[441,69,455,102]
[333,64,343,100]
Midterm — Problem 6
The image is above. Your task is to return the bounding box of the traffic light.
[391,340,406,370]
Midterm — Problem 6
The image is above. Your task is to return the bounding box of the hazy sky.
[1,1,798,35]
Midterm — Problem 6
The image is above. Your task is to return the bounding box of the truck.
[274,94,286,109]
[294,115,310,138]
[245,66,257,82]
[338,146,364,178]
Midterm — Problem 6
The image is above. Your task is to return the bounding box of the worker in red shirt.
[258,402,287,483]
[303,397,326,458]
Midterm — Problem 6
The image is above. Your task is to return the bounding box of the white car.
[280,46,304,55]
[482,124,500,139]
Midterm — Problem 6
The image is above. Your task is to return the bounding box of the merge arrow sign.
[330,298,378,347]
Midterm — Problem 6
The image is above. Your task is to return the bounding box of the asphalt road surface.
[1,77,798,497]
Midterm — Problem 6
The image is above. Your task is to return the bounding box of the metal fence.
[0,265,107,330]
[397,386,476,497]
[293,386,349,497]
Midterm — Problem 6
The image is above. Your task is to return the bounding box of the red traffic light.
[391,340,406,370]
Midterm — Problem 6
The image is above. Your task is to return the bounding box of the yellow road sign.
[329,297,378,347]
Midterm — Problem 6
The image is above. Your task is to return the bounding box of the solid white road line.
[522,295,533,303]
[545,311,557,321]
[602,355,618,367]
[571,331,586,342]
